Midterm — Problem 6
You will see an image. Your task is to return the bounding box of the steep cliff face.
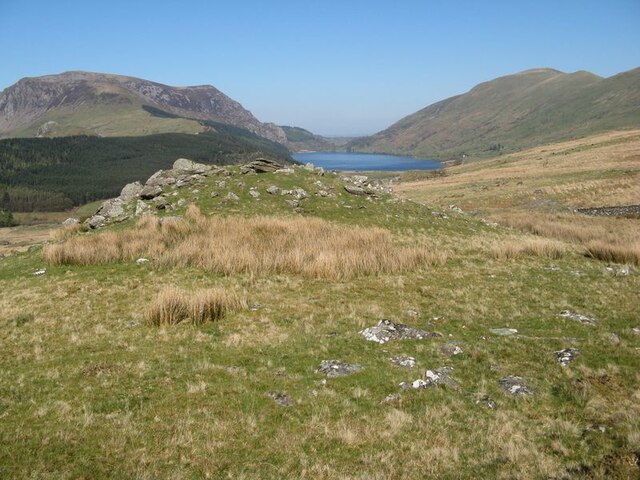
[0,71,287,143]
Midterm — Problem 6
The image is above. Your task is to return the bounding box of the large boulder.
[86,215,106,229]
[140,184,163,200]
[96,198,125,218]
[173,158,211,174]
[119,181,143,202]
[244,158,284,173]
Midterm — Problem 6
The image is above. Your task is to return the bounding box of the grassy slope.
[351,67,640,159]
[0,162,639,478]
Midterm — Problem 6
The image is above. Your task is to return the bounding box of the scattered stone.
[633,327,640,336]
[225,192,240,201]
[499,375,534,396]
[266,391,293,407]
[285,199,300,208]
[292,188,308,200]
[404,309,419,319]
[266,185,280,195]
[154,196,169,209]
[490,328,518,336]
[140,184,163,200]
[608,333,620,345]
[441,343,464,357]
[136,258,149,265]
[119,181,143,202]
[316,360,364,378]
[449,204,464,214]
[87,215,106,229]
[249,189,260,199]
[381,393,401,403]
[176,199,187,208]
[559,310,597,326]
[360,319,441,344]
[126,320,139,328]
[585,424,608,433]
[351,175,368,184]
[303,162,316,171]
[389,356,417,368]
[96,198,125,218]
[475,394,497,409]
[62,217,79,226]
[616,265,630,276]
[215,180,227,188]
[316,190,330,197]
[33,269,46,276]
[400,367,460,391]
[432,211,448,219]
[554,348,580,366]
[210,191,219,198]
[275,167,295,174]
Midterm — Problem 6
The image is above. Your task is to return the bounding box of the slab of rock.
[140,184,163,200]
[389,356,417,368]
[316,190,330,197]
[490,328,518,336]
[266,185,280,195]
[173,158,210,174]
[559,310,597,326]
[62,217,79,226]
[316,360,363,378]
[119,181,143,202]
[499,376,534,396]
[266,391,293,407]
[554,348,580,366]
[360,319,440,344]
[344,185,367,196]
[244,158,284,173]
[86,215,106,229]
[97,198,125,218]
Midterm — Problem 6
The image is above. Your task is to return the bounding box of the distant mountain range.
[0,71,288,142]
[349,67,640,159]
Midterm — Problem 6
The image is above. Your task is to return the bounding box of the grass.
[44,206,446,279]
[1,150,639,479]
[146,287,246,325]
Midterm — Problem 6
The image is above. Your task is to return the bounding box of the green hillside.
[280,125,334,152]
[349,67,640,159]
[0,126,292,211]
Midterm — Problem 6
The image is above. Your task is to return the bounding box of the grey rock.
[266,391,293,407]
[475,395,497,409]
[33,269,46,276]
[97,198,125,218]
[316,360,364,378]
[441,343,464,357]
[215,180,227,188]
[87,215,106,229]
[266,185,280,195]
[292,188,308,200]
[554,348,580,366]
[225,192,240,201]
[381,393,401,403]
[210,191,219,197]
[344,185,367,196]
[316,190,330,197]
[360,319,441,344]
[154,196,169,209]
[172,158,210,174]
[249,189,260,199]
[608,333,620,345]
[145,170,177,188]
[303,162,316,171]
[285,199,300,208]
[633,327,640,336]
[135,200,150,216]
[490,328,518,336]
[244,158,284,173]
[119,181,143,202]
[140,184,163,200]
[62,217,79,226]
[559,310,597,326]
[400,367,460,390]
[176,199,187,207]
[499,375,534,396]
[389,356,416,368]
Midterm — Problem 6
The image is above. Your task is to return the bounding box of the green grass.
[1,165,639,478]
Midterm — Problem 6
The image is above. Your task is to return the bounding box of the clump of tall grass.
[50,223,85,241]
[584,241,640,266]
[146,287,246,326]
[490,237,570,260]
[43,206,445,279]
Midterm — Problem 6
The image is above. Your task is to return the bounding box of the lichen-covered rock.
[554,348,580,366]
[344,185,367,196]
[119,181,143,202]
[96,198,125,218]
[499,375,534,396]
[225,192,240,201]
[559,310,597,326]
[249,189,260,199]
[266,391,293,407]
[172,158,211,174]
[86,215,106,229]
[360,319,440,344]
[140,184,163,200]
[62,217,79,226]
[135,200,150,216]
[244,158,284,173]
[389,356,416,368]
[266,185,280,195]
[316,360,363,378]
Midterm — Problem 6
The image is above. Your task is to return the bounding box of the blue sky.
[1,0,639,135]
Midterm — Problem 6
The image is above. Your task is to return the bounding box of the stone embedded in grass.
[33,269,46,276]
[224,192,240,201]
[266,391,293,407]
[559,310,597,326]
[266,185,280,195]
[87,214,106,229]
[499,376,534,396]
[554,348,580,366]
[136,258,149,265]
[490,328,518,336]
[381,393,401,403]
[389,356,417,368]
[360,319,441,344]
[633,327,640,336]
[316,360,364,378]
[441,343,464,357]
[400,366,461,391]
[475,394,497,409]
[249,189,260,199]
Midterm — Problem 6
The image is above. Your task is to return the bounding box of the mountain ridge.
[349,67,640,159]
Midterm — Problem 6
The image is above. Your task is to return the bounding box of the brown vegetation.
[43,207,446,279]
[146,287,246,326]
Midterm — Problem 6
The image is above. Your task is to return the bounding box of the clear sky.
[1,0,639,136]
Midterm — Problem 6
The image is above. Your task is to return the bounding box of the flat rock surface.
[360,319,440,344]
[316,360,364,378]
[499,375,534,396]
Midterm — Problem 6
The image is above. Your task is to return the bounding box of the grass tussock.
[490,237,570,260]
[43,206,445,278]
[146,287,246,326]
[491,212,640,265]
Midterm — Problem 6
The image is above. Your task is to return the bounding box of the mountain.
[280,125,334,152]
[349,67,640,159]
[0,71,287,143]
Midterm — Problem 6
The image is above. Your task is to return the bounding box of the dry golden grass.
[489,237,570,260]
[44,207,446,279]
[50,223,84,241]
[146,286,246,326]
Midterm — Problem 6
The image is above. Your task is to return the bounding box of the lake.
[292,152,442,171]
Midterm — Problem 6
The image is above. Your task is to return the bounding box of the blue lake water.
[292,152,442,171]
